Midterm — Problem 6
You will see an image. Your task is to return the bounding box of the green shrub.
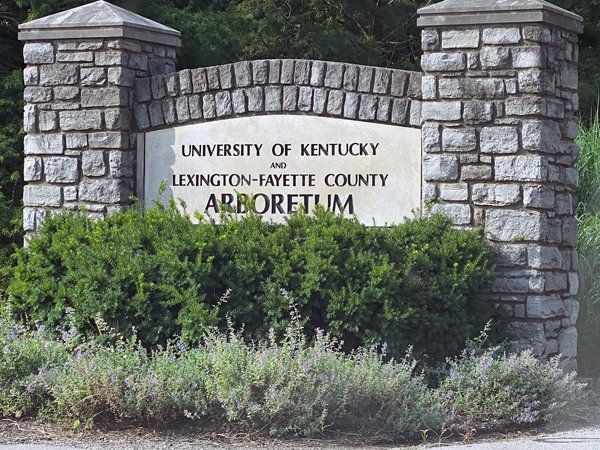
[7,198,498,363]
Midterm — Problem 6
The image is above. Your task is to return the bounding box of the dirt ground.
[1,397,599,450]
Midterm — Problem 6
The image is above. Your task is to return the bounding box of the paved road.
[1,427,600,450]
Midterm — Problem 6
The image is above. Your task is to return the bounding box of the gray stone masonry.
[418,0,583,372]
[132,60,422,132]
[19,0,179,230]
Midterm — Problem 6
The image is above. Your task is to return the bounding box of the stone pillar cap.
[417,0,583,34]
[18,0,181,47]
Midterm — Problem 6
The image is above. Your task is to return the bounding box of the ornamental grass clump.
[439,329,584,425]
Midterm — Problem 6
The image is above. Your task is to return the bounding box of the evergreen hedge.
[7,198,498,363]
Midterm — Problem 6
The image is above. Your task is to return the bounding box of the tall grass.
[575,113,600,377]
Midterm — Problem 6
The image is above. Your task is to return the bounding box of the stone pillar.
[418,1,583,370]
[18,0,180,230]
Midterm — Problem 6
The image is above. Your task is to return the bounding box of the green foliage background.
[0,0,596,280]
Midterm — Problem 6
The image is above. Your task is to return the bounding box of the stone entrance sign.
[142,115,421,223]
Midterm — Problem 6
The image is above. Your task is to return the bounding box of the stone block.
[421,53,466,72]
[23,67,39,86]
[480,47,511,70]
[545,339,559,355]
[54,87,79,101]
[461,165,492,181]
[442,128,476,152]
[359,95,377,120]
[422,183,437,203]
[66,134,88,149]
[325,62,344,89]
[294,60,311,85]
[109,151,135,177]
[314,89,327,114]
[24,105,37,133]
[281,60,294,84]
[512,47,547,68]
[343,65,359,91]
[24,157,42,181]
[391,99,409,124]
[527,295,565,319]
[128,54,148,71]
[218,64,233,89]
[133,78,151,103]
[191,68,208,93]
[206,66,220,90]
[555,193,573,215]
[232,90,246,114]
[89,132,128,149]
[545,272,568,292]
[344,93,359,119]
[523,185,555,209]
[24,185,61,207]
[358,66,373,92]
[565,298,580,324]
[373,68,391,94]
[148,101,164,127]
[493,271,537,293]
[39,64,78,86]
[407,73,422,99]
[523,26,552,43]
[247,87,264,112]
[518,70,555,94]
[482,26,521,44]
[423,155,459,181]
[410,100,422,126]
[439,183,468,201]
[24,87,52,103]
[252,60,269,85]
[376,97,391,122]
[495,156,548,182]
[528,246,562,269]
[472,183,520,205]
[442,29,480,49]
[431,203,472,225]
[79,179,131,203]
[480,126,518,154]
[215,91,232,117]
[152,76,166,99]
[506,322,546,357]
[95,51,127,66]
[485,210,547,241]
[108,67,136,87]
[149,59,174,76]
[546,98,564,119]
[268,60,281,84]
[24,43,55,64]
[438,78,505,99]
[234,61,252,87]
[60,110,102,131]
[421,29,440,51]
[390,70,408,96]
[24,135,64,155]
[105,109,130,131]
[44,156,78,183]
[422,123,440,153]
[282,86,298,111]
[57,51,93,63]
[179,70,193,95]
[310,61,325,87]
[561,61,578,90]
[558,327,578,357]
[162,99,176,124]
[327,90,344,116]
[189,95,202,120]
[81,88,127,108]
[265,86,282,111]
[464,101,493,124]
[23,208,36,231]
[494,245,527,267]
[506,97,547,116]
[545,319,561,338]
[563,216,578,246]
[421,102,462,121]
[421,75,437,100]
[569,272,579,296]
[522,120,562,154]
[82,151,105,177]
[175,97,190,122]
